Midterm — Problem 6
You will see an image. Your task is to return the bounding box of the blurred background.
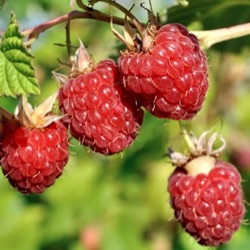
[0,0,250,249]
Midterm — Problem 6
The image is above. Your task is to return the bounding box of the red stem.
[22,10,129,42]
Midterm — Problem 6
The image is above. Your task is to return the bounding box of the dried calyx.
[70,40,95,76]
[53,40,94,84]
[14,92,62,129]
[168,129,227,176]
[110,2,160,52]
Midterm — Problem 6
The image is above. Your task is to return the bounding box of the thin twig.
[76,0,89,11]
[88,0,146,34]
[65,20,72,58]
[4,6,250,49]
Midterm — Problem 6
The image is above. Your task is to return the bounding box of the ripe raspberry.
[56,43,144,155]
[0,94,69,194]
[167,130,245,246]
[118,23,208,120]
[1,120,69,194]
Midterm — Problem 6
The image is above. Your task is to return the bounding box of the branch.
[192,22,250,49]
[22,10,129,46]
[4,4,249,50]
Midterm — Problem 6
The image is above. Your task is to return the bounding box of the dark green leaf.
[167,0,250,52]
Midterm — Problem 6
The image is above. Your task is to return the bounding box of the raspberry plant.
[0,0,250,249]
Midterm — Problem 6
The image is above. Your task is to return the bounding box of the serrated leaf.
[0,12,40,97]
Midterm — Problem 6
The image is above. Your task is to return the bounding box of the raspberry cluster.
[56,21,209,155]
[0,12,246,248]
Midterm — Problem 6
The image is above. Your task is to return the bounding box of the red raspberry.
[57,44,144,155]
[0,120,69,194]
[167,131,245,246]
[118,23,208,120]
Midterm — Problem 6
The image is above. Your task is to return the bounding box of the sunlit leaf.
[0,12,40,97]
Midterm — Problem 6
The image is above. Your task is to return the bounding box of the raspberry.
[167,130,245,246]
[118,23,208,120]
[0,93,69,194]
[57,43,144,155]
[0,120,69,194]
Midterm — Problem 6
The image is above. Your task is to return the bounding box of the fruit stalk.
[88,0,145,34]
[75,0,89,11]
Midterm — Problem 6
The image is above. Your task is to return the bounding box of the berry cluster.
[55,21,208,154]
[0,21,208,193]
[0,4,246,247]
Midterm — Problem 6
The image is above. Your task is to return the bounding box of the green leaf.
[0,12,40,97]
[167,0,250,26]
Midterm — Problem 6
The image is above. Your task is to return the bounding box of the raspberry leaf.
[0,12,40,97]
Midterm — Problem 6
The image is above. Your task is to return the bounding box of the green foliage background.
[0,1,250,249]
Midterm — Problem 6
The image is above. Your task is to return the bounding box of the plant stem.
[7,3,250,49]
[192,22,250,49]
[76,0,89,11]
[65,20,72,58]
[22,10,128,46]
